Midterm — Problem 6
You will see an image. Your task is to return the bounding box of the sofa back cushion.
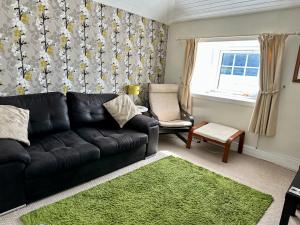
[0,92,70,138]
[66,92,119,128]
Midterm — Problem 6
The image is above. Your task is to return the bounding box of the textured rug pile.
[21,156,272,225]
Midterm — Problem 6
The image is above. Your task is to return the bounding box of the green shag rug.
[21,156,273,225]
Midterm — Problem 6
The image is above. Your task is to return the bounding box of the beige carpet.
[159,134,299,225]
[0,134,298,225]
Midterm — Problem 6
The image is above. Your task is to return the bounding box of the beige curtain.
[180,39,198,114]
[249,34,288,136]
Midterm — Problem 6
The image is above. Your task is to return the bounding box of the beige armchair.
[148,84,194,143]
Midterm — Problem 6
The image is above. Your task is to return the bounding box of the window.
[220,52,260,76]
[191,40,260,102]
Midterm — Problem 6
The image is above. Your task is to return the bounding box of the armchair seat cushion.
[25,131,100,179]
[159,120,192,128]
[75,127,148,156]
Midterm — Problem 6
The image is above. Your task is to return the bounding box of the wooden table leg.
[186,131,193,149]
[238,132,245,154]
[291,203,297,217]
[222,142,231,163]
[280,195,298,225]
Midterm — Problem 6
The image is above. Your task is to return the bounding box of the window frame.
[191,39,261,105]
[218,51,260,77]
[214,49,260,94]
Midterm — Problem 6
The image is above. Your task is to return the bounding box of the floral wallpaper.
[0,0,168,102]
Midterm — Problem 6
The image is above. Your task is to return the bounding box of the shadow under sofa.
[0,92,159,214]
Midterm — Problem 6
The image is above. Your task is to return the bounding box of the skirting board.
[0,205,26,216]
[231,142,300,172]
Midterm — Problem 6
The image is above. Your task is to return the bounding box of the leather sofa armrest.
[0,140,30,213]
[0,139,31,165]
[0,162,27,214]
[127,114,159,130]
[126,115,159,157]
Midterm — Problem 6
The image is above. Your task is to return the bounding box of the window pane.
[245,68,259,76]
[233,67,245,76]
[220,66,232,75]
[234,54,247,66]
[247,54,260,67]
[221,53,234,66]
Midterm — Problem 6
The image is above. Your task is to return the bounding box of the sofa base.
[0,204,26,217]
[0,163,27,214]
[25,145,147,203]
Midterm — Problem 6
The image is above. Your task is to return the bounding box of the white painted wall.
[165,7,300,170]
[95,0,174,24]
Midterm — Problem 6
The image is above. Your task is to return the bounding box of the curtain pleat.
[180,39,198,114]
[249,34,288,136]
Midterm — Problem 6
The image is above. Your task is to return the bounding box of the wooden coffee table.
[280,168,300,225]
[186,121,245,163]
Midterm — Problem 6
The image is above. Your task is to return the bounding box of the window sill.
[192,92,256,107]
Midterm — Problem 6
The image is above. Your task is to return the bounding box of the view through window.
[191,40,260,101]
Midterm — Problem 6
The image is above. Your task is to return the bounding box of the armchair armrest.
[126,115,159,157]
[180,108,194,126]
[0,139,31,165]
[148,109,159,121]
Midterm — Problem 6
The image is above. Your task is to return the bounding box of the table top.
[287,168,300,198]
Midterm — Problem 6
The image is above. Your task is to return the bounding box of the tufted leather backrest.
[0,92,70,138]
[66,92,119,128]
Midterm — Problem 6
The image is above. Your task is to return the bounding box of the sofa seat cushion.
[25,131,100,179]
[75,128,148,156]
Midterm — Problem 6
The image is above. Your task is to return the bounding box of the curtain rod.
[176,32,300,41]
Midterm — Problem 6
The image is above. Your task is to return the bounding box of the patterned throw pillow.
[103,95,141,128]
[0,105,30,145]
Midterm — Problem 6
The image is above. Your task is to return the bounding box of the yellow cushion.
[194,123,238,143]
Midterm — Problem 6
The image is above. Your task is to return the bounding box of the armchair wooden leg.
[186,130,193,149]
[175,133,188,144]
[238,132,245,154]
[222,142,231,163]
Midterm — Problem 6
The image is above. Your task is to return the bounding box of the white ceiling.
[96,0,300,24]
[170,0,300,23]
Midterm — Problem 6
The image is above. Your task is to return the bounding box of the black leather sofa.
[0,92,159,214]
